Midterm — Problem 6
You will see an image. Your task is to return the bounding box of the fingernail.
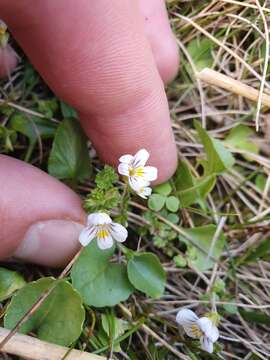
[14,220,84,267]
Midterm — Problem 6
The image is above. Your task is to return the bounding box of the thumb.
[0,155,86,267]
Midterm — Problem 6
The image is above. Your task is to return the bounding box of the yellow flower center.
[191,324,203,338]
[96,226,109,239]
[129,166,144,177]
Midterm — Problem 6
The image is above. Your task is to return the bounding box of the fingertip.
[156,37,179,84]
[0,155,86,264]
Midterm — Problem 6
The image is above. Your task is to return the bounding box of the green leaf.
[240,309,270,326]
[148,194,166,212]
[153,182,172,196]
[173,255,187,268]
[10,112,56,144]
[187,38,214,71]
[101,314,130,352]
[244,236,270,263]
[36,98,58,119]
[48,118,91,181]
[179,225,226,271]
[224,124,258,160]
[0,126,17,152]
[60,100,78,119]
[194,120,235,174]
[165,196,180,212]
[4,278,85,346]
[71,241,133,307]
[174,161,216,207]
[83,187,121,213]
[127,253,166,298]
[255,174,267,191]
[95,165,119,190]
[0,268,25,301]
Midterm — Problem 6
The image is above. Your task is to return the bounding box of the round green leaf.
[148,194,166,212]
[71,241,133,307]
[153,182,172,196]
[4,277,85,346]
[0,268,25,301]
[127,253,166,298]
[165,196,180,212]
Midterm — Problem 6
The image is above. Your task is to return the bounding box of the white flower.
[176,308,219,354]
[79,212,128,250]
[118,149,157,197]
[132,183,152,199]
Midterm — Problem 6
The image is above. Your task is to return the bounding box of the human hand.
[0,0,179,266]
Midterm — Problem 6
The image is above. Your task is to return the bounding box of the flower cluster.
[118,149,157,199]
[176,308,219,353]
[79,149,158,250]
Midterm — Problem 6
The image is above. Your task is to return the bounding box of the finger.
[139,0,179,83]
[1,0,177,184]
[0,155,85,267]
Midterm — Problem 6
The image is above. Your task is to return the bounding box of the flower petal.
[119,154,133,164]
[200,336,214,353]
[88,213,112,226]
[79,226,97,247]
[97,234,114,250]
[176,308,199,326]
[118,163,129,176]
[132,149,149,167]
[197,317,219,342]
[139,186,152,199]
[129,176,149,192]
[111,222,128,243]
[142,166,158,182]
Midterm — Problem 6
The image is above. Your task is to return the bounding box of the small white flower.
[118,149,157,196]
[176,308,219,354]
[133,183,152,199]
[79,212,128,250]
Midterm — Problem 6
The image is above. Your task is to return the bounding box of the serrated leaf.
[179,225,226,271]
[153,183,172,196]
[71,241,133,307]
[148,194,166,212]
[0,268,25,301]
[48,118,91,181]
[165,196,180,212]
[127,253,166,298]
[195,120,235,174]
[174,161,216,207]
[4,278,85,346]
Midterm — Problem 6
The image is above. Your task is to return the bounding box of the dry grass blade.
[254,0,270,131]
[0,327,105,360]
[197,68,270,107]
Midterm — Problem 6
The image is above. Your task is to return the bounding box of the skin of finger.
[0,45,17,78]
[1,0,177,183]
[0,155,85,259]
[138,0,179,83]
